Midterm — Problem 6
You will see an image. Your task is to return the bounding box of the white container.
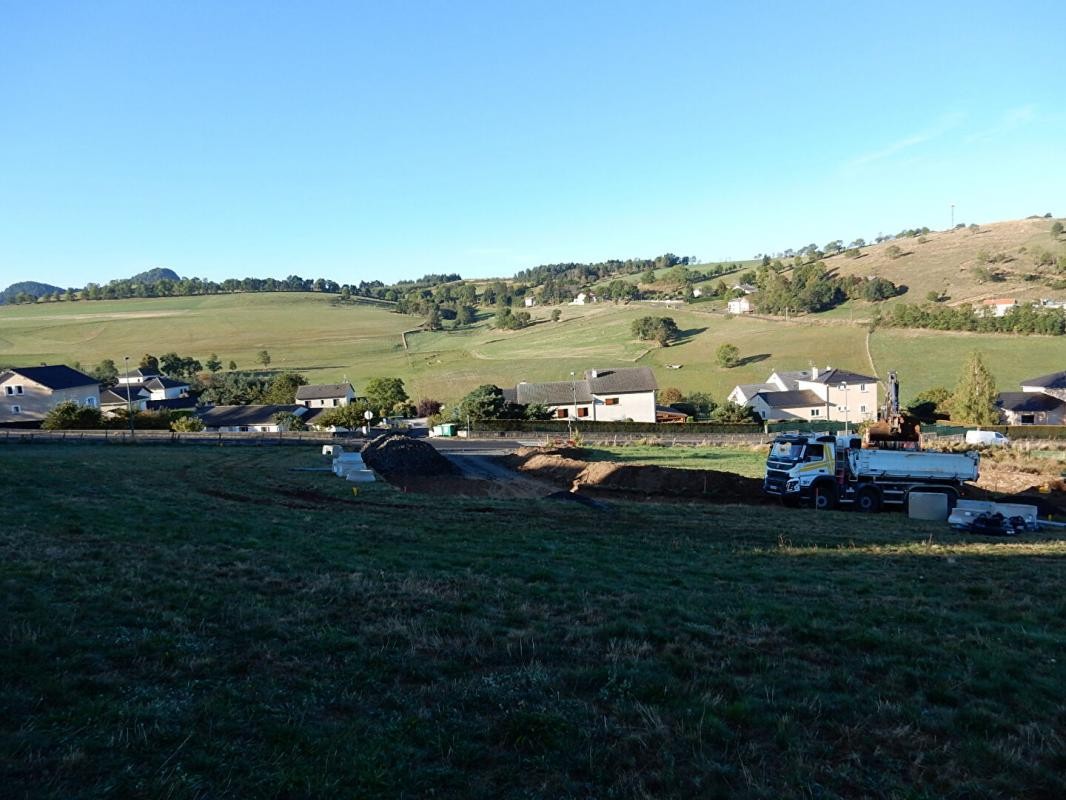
[345,470,376,483]
[323,444,344,456]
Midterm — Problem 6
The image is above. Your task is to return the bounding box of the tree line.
[876,303,1066,336]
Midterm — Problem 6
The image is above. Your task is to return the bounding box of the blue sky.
[1,1,1063,287]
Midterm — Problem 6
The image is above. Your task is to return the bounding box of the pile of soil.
[508,447,766,504]
[361,433,459,480]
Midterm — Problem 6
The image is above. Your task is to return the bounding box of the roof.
[295,383,354,401]
[753,389,829,409]
[100,387,148,404]
[505,381,594,406]
[146,397,198,411]
[1019,370,1066,390]
[802,367,877,386]
[128,367,161,378]
[732,382,776,398]
[144,376,189,390]
[769,370,811,390]
[585,367,657,394]
[197,404,305,427]
[996,392,1066,412]
[0,364,99,390]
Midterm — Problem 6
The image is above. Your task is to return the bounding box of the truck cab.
[764,433,857,508]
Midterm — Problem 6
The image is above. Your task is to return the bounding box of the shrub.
[42,401,102,430]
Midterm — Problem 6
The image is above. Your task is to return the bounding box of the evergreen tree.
[950,352,999,425]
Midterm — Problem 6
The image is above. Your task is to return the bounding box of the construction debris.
[361,433,459,480]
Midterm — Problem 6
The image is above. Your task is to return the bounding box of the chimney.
[810,365,819,380]
[589,369,598,378]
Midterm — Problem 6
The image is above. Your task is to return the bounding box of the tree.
[199,371,270,405]
[457,305,476,326]
[90,359,118,386]
[171,415,205,432]
[256,350,272,368]
[906,387,953,423]
[551,309,562,322]
[139,354,159,371]
[42,400,102,430]
[228,360,237,371]
[716,343,740,368]
[1051,221,1063,238]
[640,269,657,285]
[159,352,203,379]
[205,353,222,373]
[318,401,374,429]
[425,306,443,331]
[658,387,683,405]
[364,377,408,416]
[631,316,679,345]
[453,384,507,421]
[950,352,999,425]
[709,401,760,423]
[885,244,903,259]
[416,398,443,417]
[272,411,307,431]
[264,372,308,404]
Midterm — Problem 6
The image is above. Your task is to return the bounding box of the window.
[11,405,20,414]
[1020,414,1035,424]
[15,385,24,395]
[604,397,619,406]
[810,409,820,417]
[860,405,867,413]
[805,444,824,462]
[4,386,11,395]
[556,408,568,419]
[577,407,589,418]
[332,399,338,407]
[84,397,97,407]
[859,384,866,392]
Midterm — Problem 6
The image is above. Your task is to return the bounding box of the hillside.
[0,280,65,305]
[823,217,1066,309]
[128,266,181,283]
[2,290,1063,405]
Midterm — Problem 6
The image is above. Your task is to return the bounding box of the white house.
[0,365,101,424]
[570,292,598,306]
[295,383,356,409]
[730,365,878,423]
[727,297,753,314]
[978,298,1018,317]
[502,367,658,423]
[523,296,536,308]
[197,405,310,432]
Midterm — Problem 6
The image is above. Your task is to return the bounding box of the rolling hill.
[1,289,1063,406]
[0,281,66,305]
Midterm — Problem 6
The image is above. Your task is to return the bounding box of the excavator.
[862,371,922,450]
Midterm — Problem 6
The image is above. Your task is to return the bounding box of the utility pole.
[123,356,135,437]
[950,203,955,229]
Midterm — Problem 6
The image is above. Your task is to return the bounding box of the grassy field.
[868,328,1066,403]
[580,444,768,477]
[2,444,1063,799]
[1,283,1060,406]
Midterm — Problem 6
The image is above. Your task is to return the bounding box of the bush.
[416,398,443,417]
[42,401,102,430]
[172,415,205,432]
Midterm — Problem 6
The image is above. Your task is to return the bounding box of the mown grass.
[2,445,1064,799]
[579,444,769,478]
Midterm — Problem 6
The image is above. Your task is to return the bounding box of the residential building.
[197,405,309,432]
[0,365,101,425]
[996,369,1066,424]
[727,297,753,314]
[100,386,150,414]
[730,365,878,423]
[502,367,658,423]
[295,383,356,409]
[978,298,1018,317]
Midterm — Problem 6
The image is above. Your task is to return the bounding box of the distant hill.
[129,267,181,284]
[822,217,1066,308]
[0,281,66,305]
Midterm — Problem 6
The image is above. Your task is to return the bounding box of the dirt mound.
[510,447,766,504]
[361,433,459,479]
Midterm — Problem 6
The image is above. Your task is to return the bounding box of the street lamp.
[569,371,577,440]
[838,381,849,436]
[123,356,135,436]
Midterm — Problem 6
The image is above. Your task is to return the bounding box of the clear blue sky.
[2,1,1063,287]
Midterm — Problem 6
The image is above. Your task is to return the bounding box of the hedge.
[470,419,763,434]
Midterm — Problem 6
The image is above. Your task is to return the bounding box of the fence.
[0,429,348,446]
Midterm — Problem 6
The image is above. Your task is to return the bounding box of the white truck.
[764,433,980,511]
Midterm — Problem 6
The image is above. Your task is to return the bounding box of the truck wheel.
[856,487,882,513]
[813,483,838,510]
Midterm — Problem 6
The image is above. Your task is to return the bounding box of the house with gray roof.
[995,369,1066,424]
[0,365,101,425]
[197,404,309,432]
[730,365,879,423]
[502,367,657,422]
[295,382,356,409]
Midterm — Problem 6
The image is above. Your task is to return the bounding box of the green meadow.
[2,444,1063,798]
[0,291,1058,404]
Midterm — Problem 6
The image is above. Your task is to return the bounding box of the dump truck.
[764,433,980,511]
